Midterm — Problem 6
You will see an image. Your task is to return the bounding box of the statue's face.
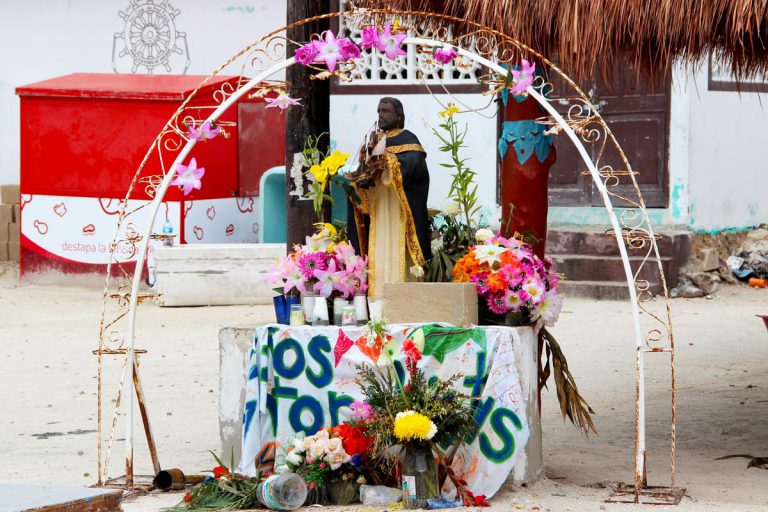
[377,101,399,131]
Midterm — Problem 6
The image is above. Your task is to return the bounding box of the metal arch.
[99,8,677,500]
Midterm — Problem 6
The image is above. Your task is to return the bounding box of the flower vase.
[272,295,288,324]
[400,444,440,509]
[325,477,358,505]
[304,483,328,506]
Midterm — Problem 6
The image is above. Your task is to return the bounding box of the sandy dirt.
[1,260,766,511]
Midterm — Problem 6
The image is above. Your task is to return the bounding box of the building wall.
[548,60,768,233]
[0,0,286,185]
[329,93,498,212]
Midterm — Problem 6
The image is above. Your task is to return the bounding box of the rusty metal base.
[97,474,155,499]
[606,485,686,505]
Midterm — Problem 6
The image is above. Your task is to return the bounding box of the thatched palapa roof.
[378,0,768,84]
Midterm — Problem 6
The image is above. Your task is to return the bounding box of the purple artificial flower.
[349,400,374,420]
[359,25,379,49]
[377,23,406,60]
[294,43,318,65]
[188,120,220,141]
[312,30,344,72]
[433,46,458,64]
[170,157,205,196]
[265,92,301,110]
[511,59,536,95]
[470,271,490,295]
[298,252,328,280]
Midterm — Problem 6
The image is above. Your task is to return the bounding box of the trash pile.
[671,227,768,298]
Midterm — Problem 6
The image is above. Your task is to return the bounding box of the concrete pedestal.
[218,324,543,488]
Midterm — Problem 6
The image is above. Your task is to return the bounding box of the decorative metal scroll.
[97,6,679,503]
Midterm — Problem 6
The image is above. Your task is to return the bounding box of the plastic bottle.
[256,473,308,510]
[162,220,174,247]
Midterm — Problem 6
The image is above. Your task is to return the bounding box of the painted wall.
[329,93,498,212]
[0,0,286,185]
[686,62,768,232]
[548,60,768,233]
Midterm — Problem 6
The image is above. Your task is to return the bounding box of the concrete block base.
[153,243,285,306]
[382,282,478,326]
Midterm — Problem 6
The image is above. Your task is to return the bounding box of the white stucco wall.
[329,93,498,212]
[0,0,286,185]
[685,62,768,232]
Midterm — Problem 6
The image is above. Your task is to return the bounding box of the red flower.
[462,489,490,507]
[402,339,422,362]
[183,493,192,503]
[213,465,229,479]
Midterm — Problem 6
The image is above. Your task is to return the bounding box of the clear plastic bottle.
[256,473,308,510]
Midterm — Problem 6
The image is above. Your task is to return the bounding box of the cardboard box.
[12,204,19,223]
[0,204,12,224]
[0,242,8,261]
[8,241,19,261]
[0,184,20,204]
[8,222,19,241]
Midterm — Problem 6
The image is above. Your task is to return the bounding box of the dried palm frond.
[539,327,597,435]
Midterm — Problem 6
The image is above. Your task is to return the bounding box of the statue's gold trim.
[387,144,426,154]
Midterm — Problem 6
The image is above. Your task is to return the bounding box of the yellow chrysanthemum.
[393,411,438,442]
[438,103,460,118]
[322,150,350,175]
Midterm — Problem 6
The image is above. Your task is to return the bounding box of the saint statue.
[346,97,431,297]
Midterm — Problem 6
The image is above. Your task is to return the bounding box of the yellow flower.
[392,19,401,32]
[314,222,337,237]
[393,411,438,442]
[309,163,328,183]
[438,103,460,118]
[321,150,349,175]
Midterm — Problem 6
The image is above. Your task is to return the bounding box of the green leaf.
[414,325,487,364]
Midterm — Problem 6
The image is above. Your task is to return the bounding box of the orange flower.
[485,272,507,293]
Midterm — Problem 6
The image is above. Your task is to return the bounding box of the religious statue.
[346,97,431,297]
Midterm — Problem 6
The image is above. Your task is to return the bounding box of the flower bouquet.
[169,453,262,510]
[453,235,562,327]
[275,424,369,505]
[266,224,369,324]
[356,326,487,508]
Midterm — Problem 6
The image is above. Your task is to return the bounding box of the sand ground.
[0,260,766,511]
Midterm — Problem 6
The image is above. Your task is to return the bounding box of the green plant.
[425,213,472,283]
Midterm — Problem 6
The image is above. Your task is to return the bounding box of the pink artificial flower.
[188,120,220,141]
[170,157,205,196]
[349,400,374,420]
[312,30,344,72]
[359,25,379,49]
[313,259,340,297]
[503,289,529,312]
[511,59,536,95]
[433,46,458,64]
[470,271,490,295]
[486,293,508,315]
[334,243,359,269]
[522,277,545,305]
[298,252,328,280]
[339,38,361,60]
[294,43,318,65]
[377,23,406,60]
[265,92,301,110]
[283,262,306,295]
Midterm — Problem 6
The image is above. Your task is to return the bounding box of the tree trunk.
[285,0,332,249]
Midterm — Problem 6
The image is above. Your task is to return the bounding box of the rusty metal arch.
[96,7,678,502]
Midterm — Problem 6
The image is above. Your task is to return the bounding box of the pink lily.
[170,157,205,196]
[511,59,536,95]
[313,259,339,297]
[359,25,379,50]
[284,263,306,295]
[433,46,458,64]
[312,30,344,72]
[377,23,406,60]
[187,120,220,141]
[265,92,301,110]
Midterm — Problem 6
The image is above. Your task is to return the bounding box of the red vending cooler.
[16,73,285,279]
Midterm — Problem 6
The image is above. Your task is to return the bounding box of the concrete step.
[557,280,661,301]
[546,226,692,258]
[550,253,673,284]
